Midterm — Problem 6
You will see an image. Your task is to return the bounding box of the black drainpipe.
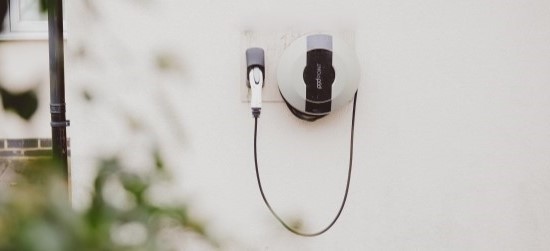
[48,0,69,178]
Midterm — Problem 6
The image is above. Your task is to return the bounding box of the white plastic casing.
[250,68,263,109]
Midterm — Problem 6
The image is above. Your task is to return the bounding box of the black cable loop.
[279,91,326,122]
[253,92,358,237]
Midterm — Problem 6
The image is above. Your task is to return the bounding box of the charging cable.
[246,48,357,237]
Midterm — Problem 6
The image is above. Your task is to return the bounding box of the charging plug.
[246,48,265,118]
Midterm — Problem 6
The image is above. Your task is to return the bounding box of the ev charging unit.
[246,33,360,236]
[277,34,360,121]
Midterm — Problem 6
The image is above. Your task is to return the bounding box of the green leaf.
[39,0,48,13]
[153,148,164,171]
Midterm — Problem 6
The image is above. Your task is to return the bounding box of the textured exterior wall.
[2,0,550,250]
[67,0,550,250]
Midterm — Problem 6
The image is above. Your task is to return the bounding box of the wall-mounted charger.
[240,30,356,103]
[245,31,360,237]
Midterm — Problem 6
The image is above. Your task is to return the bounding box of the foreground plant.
[0,156,215,251]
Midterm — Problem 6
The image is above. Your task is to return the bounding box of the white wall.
[0,41,51,138]
[65,0,550,250]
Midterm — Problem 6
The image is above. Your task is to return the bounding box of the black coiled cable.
[253,92,358,237]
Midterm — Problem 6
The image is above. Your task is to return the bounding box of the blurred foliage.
[0,86,39,120]
[0,157,215,251]
[0,2,219,250]
[39,0,48,13]
[155,52,184,74]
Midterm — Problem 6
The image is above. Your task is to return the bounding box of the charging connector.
[246,48,265,118]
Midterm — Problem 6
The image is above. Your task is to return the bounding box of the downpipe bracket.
[50,103,66,114]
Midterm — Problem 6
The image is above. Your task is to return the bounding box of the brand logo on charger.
[315,63,323,89]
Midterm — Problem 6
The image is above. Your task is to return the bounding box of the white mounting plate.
[240,30,355,102]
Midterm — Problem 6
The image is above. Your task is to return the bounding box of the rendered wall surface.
[3,0,550,250]
[0,41,51,138]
